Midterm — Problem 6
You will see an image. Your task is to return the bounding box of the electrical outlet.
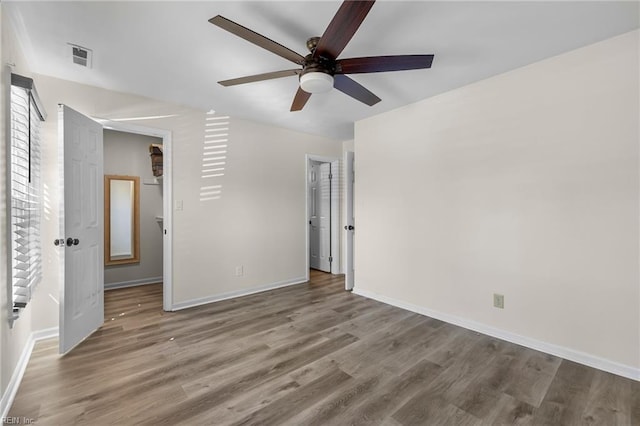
[493,294,504,309]
[235,266,243,277]
[175,200,183,211]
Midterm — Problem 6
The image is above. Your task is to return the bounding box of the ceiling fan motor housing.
[301,52,335,75]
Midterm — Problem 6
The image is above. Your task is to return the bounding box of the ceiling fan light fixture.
[300,72,334,94]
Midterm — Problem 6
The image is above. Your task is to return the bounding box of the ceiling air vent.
[69,44,92,68]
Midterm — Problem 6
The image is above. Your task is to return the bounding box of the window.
[8,74,46,326]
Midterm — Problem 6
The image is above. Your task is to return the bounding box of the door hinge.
[328,173,333,180]
[329,256,333,263]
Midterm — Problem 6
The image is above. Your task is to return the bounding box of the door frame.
[305,154,340,281]
[97,119,173,311]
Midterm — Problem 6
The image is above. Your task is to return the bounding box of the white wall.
[354,30,639,374]
[173,117,340,304]
[103,130,163,287]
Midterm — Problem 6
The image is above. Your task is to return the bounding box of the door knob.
[66,238,80,246]
[344,225,354,231]
[54,239,64,246]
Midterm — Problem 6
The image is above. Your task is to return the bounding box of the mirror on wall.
[105,175,140,265]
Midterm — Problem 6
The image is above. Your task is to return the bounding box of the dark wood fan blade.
[291,87,312,111]
[209,15,305,64]
[333,74,381,106]
[314,1,375,60]
[219,69,300,87]
[337,55,434,74]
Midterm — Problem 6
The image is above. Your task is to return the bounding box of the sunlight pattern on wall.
[200,110,230,202]
[43,182,51,222]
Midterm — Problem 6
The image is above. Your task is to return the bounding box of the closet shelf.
[143,177,162,185]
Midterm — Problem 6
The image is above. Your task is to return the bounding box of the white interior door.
[59,105,104,354]
[317,163,332,272]
[345,151,355,290]
[309,162,320,270]
[308,160,332,273]
[330,160,340,275]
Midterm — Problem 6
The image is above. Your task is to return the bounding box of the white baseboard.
[104,276,163,290]
[1,327,58,419]
[171,276,308,311]
[353,288,639,382]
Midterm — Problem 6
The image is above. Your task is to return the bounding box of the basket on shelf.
[149,144,163,177]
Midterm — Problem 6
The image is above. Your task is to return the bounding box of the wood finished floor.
[8,270,639,425]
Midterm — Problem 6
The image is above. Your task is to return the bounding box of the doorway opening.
[99,120,173,311]
[306,155,340,279]
[103,129,163,296]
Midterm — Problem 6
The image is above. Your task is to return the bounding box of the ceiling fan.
[209,0,434,112]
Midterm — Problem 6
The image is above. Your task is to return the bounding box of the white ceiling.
[5,1,639,140]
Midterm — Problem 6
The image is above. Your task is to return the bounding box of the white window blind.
[8,74,46,326]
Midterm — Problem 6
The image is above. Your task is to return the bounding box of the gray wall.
[104,129,163,287]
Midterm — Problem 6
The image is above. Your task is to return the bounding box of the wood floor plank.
[7,271,638,425]
[189,357,345,425]
[341,358,443,425]
[321,302,412,340]
[329,314,431,377]
[287,367,391,426]
[451,352,516,419]
[502,351,561,408]
[580,370,635,425]
[482,393,536,425]
[391,336,506,424]
[373,320,455,376]
[534,359,596,425]
[230,368,353,426]
[632,377,640,425]
[178,331,342,398]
